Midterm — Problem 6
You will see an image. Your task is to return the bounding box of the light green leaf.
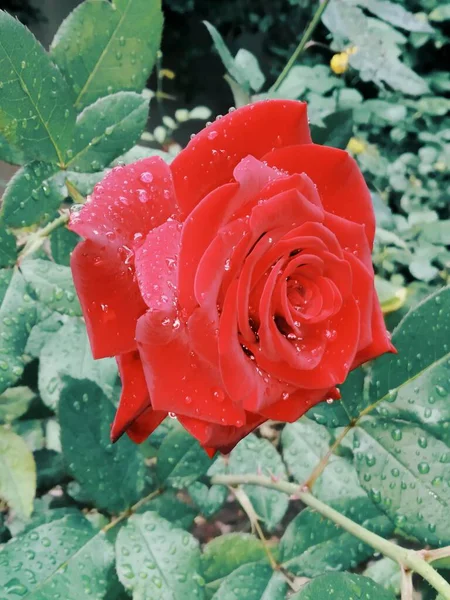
[204,21,248,90]
[279,496,393,577]
[281,418,365,501]
[0,269,37,394]
[228,434,288,530]
[363,557,401,595]
[0,11,76,164]
[234,49,265,92]
[50,0,163,109]
[0,515,115,599]
[38,317,117,409]
[20,259,81,317]
[59,378,146,512]
[25,311,64,359]
[66,92,149,172]
[188,481,227,518]
[0,269,13,304]
[0,226,16,268]
[0,386,35,422]
[291,572,396,599]
[357,0,434,32]
[0,162,65,228]
[201,533,270,586]
[157,424,213,489]
[429,4,450,21]
[0,426,36,518]
[116,511,205,599]
[211,563,287,600]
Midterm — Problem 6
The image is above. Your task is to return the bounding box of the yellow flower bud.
[330,52,349,75]
[347,137,367,155]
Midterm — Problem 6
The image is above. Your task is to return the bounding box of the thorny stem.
[271,0,331,92]
[211,474,450,599]
[401,567,414,600]
[102,488,163,533]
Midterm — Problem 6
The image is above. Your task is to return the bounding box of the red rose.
[70,100,394,455]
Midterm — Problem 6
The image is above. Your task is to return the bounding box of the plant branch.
[102,488,163,533]
[401,567,414,600]
[17,211,70,263]
[211,474,450,599]
[271,0,331,92]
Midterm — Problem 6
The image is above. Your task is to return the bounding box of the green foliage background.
[0,0,449,598]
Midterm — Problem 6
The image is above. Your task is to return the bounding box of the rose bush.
[70,99,394,454]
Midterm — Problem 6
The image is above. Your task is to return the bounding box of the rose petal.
[171,100,311,213]
[259,387,331,421]
[71,240,147,358]
[353,292,396,367]
[263,144,375,246]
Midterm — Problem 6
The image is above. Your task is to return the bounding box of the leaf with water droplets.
[0,514,115,599]
[282,418,365,502]
[0,386,35,423]
[0,11,76,164]
[50,226,80,267]
[228,434,288,531]
[66,92,149,172]
[0,226,16,268]
[37,317,116,409]
[211,562,287,600]
[0,427,36,519]
[0,269,37,394]
[50,0,163,109]
[21,259,81,317]
[116,511,205,600]
[59,378,146,512]
[136,490,197,530]
[363,557,401,595]
[279,496,393,577]
[290,572,396,599]
[0,162,65,228]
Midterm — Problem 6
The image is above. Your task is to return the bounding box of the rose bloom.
[70,100,394,456]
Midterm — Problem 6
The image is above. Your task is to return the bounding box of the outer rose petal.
[111,352,166,443]
[71,240,146,358]
[262,144,375,247]
[69,157,179,358]
[352,293,396,367]
[171,100,311,214]
[259,387,332,421]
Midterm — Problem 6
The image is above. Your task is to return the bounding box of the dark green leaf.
[228,434,288,530]
[310,109,353,149]
[59,378,146,513]
[211,563,286,600]
[38,317,116,409]
[66,92,149,172]
[35,449,68,492]
[291,572,396,599]
[281,418,364,501]
[157,424,213,489]
[50,226,80,266]
[0,11,76,164]
[0,515,115,599]
[50,0,163,109]
[279,496,394,576]
[116,511,205,599]
[136,490,197,530]
[20,259,81,316]
[0,386,35,422]
[0,131,26,165]
[201,533,269,585]
[0,269,37,394]
[12,419,45,451]
[0,162,65,228]
[0,226,16,268]
[204,21,249,91]
[0,426,36,518]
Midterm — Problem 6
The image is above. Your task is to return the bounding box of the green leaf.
[66,92,149,172]
[157,424,213,489]
[38,317,116,409]
[20,259,81,317]
[310,109,353,149]
[59,378,146,513]
[0,269,37,394]
[35,449,68,492]
[116,511,205,599]
[0,515,115,599]
[281,418,364,501]
[363,558,401,595]
[0,226,16,268]
[429,4,450,21]
[234,49,265,92]
[279,496,394,577]
[204,22,249,91]
[0,11,76,164]
[201,533,269,585]
[228,434,288,530]
[0,269,13,304]
[0,162,65,228]
[357,0,434,32]
[25,312,64,359]
[211,563,287,600]
[137,490,197,530]
[12,420,45,452]
[50,226,80,266]
[291,572,396,599]
[352,286,450,545]
[0,386,35,422]
[0,131,27,165]
[0,426,36,518]
[188,481,227,518]
[50,0,163,110]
